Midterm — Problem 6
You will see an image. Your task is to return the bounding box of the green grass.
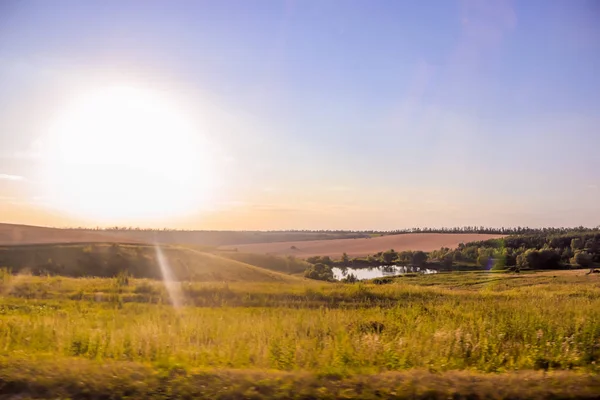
[0,271,599,398]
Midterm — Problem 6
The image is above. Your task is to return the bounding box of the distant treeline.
[62,226,600,235]
[390,226,600,235]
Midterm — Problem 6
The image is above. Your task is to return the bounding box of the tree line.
[447,230,600,270]
[304,230,600,281]
[65,226,599,235]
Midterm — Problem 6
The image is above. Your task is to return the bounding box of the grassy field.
[218,233,506,258]
[0,270,598,398]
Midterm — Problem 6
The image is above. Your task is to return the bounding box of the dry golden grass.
[0,271,599,398]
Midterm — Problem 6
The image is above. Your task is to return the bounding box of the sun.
[40,85,215,223]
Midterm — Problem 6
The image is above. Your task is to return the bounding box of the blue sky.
[0,0,599,229]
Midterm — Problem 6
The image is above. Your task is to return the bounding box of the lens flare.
[154,244,182,308]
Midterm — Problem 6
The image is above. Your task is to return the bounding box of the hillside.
[0,243,300,282]
[101,229,369,246]
[0,223,139,245]
[219,233,506,258]
[0,223,369,246]
[218,251,311,274]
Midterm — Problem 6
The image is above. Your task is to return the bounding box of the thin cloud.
[327,186,353,192]
[0,173,24,181]
[250,203,300,213]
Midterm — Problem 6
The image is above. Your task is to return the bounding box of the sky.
[0,0,599,230]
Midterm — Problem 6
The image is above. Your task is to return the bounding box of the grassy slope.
[180,248,301,282]
[0,243,300,282]
[217,251,311,274]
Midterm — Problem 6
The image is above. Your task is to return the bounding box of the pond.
[332,265,438,281]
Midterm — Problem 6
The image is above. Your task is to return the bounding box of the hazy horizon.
[3,221,600,233]
[1,0,599,230]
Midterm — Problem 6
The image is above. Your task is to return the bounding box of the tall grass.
[0,273,598,374]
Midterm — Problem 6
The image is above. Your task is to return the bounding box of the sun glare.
[40,86,215,223]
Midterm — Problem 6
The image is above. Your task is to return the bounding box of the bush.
[341,273,358,283]
[372,277,393,285]
[304,263,334,281]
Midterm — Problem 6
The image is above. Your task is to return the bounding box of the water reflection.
[332,265,438,281]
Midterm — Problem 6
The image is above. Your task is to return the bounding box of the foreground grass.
[1,272,599,373]
[0,271,599,398]
[1,356,598,400]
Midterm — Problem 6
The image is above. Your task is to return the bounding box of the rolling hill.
[218,233,506,258]
[0,223,368,246]
[0,243,300,282]
[0,223,139,245]
[0,223,505,259]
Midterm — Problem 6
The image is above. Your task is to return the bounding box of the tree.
[441,253,454,269]
[571,238,583,252]
[397,251,413,264]
[584,239,598,254]
[461,246,478,262]
[381,249,398,264]
[412,251,428,267]
[520,249,561,270]
[477,254,490,267]
[504,252,517,267]
[572,251,593,268]
[306,256,321,264]
[341,252,349,265]
[562,247,573,261]
[452,251,463,262]
[304,263,334,281]
[516,253,527,269]
[320,256,333,266]
[538,249,562,269]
